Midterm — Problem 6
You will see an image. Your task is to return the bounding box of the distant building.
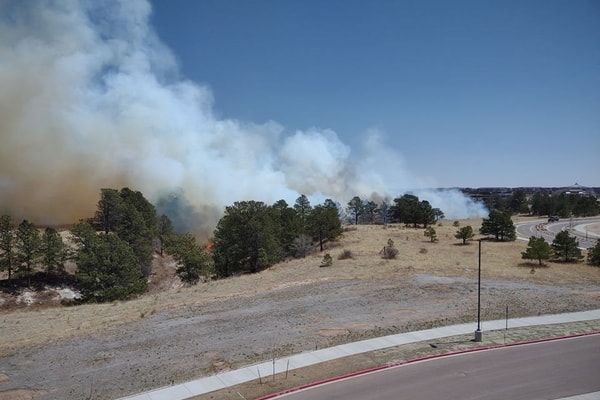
[552,183,591,196]
[459,184,599,203]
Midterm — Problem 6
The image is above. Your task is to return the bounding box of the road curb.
[255,331,600,400]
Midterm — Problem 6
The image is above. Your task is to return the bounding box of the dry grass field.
[0,216,599,400]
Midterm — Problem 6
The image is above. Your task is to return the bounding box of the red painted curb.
[254,331,600,400]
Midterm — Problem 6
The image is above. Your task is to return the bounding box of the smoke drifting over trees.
[0,0,486,233]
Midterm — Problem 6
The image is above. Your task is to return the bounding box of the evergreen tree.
[424,226,437,242]
[119,187,158,235]
[433,208,445,222]
[573,195,600,217]
[94,188,123,234]
[309,203,342,251]
[169,233,213,284]
[480,210,516,241]
[587,240,600,266]
[390,194,435,227]
[271,199,303,256]
[157,214,174,256]
[0,215,16,281]
[391,194,419,225]
[294,195,312,233]
[509,189,529,214]
[419,200,436,228]
[551,231,583,262]
[41,227,67,274]
[530,193,551,216]
[15,220,42,283]
[116,202,154,276]
[362,200,378,224]
[213,201,281,277]
[521,236,552,266]
[75,229,147,302]
[347,196,363,225]
[94,188,157,276]
[70,219,97,250]
[455,225,475,245]
[379,201,390,225]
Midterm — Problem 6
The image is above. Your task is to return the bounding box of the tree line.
[346,194,444,227]
[3,189,598,305]
[0,216,68,284]
[0,188,160,302]
[0,190,344,302]
[481,189,600,217]
[212,195,342,277]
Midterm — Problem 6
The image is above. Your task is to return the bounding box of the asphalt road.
[515,217,600,249]
[277,334,600,400]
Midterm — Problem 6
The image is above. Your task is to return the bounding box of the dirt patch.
[0,218,598,400]
[0,389,47,400]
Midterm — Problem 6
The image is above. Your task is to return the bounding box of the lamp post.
[474,239,483,342]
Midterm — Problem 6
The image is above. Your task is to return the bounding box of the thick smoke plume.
[0,0,486,233]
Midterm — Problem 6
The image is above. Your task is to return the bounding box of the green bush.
[320,253,333,267]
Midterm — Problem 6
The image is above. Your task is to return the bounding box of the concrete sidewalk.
[119,309,600,400]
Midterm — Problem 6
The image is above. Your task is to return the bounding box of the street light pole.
[474,239,483,342]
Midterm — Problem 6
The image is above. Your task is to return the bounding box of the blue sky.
[150,0,599,188]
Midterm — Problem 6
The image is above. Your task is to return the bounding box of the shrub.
[320,253,333,267]
[424,227,438,242]
[291,234,313,258]
[587,240,600,266]
[382,247,399,259]
[381,239,398,259]
[338,249,354,260]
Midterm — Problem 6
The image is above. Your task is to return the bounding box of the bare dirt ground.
[0,217,599,400]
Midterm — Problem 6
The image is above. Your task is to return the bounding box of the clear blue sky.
[150,0,599,188]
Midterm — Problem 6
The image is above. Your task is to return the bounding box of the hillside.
[0,217,599,400]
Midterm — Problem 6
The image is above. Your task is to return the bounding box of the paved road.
[515,217,600,249]
[277,334,600,400]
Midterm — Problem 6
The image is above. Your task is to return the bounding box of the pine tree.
[0,215,16,281]
[521,236,552,266]
[424,227,438,242]
[551,231,583,262]
[15,220,42,284]
[455,226,474,245]
[41,227,67,274]
[480,210,516,241]
[587,240,600,266]
[75,231,147,302]
[169,233,213,284]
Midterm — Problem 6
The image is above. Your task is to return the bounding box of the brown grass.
[1,217,598,355]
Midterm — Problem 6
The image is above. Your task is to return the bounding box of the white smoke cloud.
[411,189,488,219]
[0,0,486,231]
[279,129,352,197]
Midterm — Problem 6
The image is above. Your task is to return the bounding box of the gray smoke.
[0,0,487,233]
